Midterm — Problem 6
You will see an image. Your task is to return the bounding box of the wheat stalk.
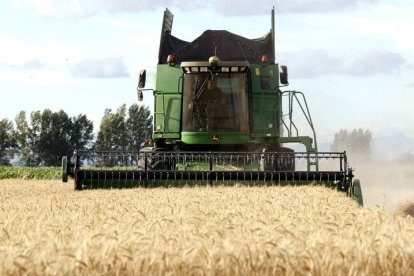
[0,180,413,275]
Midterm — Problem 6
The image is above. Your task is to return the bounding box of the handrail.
[281,90,318,152]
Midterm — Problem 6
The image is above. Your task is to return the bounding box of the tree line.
[0,104,152,166]
[330,128,372,159]
[1,105,375,167]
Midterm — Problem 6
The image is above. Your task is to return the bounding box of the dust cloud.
[351,158,414,212]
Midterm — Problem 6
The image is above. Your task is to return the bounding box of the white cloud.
[213,0,378,15]
[280,0,378,13]
[12,0,94,18]
[71,56,129,78]
[281,49,406,78]
[340,4,414,50]
[12,0,379,18]
[340,50,405,76]
[5,59,45,70]
[0,36,74,84]
[0,34,89,67]
[0,35,45,64]
[0,68,73,85]
[92,17,152,31]
[21,59,45,70]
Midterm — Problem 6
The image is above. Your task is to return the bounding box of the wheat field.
[0,180,413,275]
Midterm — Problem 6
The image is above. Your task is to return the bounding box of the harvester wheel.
[61,156,68,183]
[353,179,363,206]
[264,147,295,171]
[74,178,82,190]
[138,150,172,171]
[279,147,295,171]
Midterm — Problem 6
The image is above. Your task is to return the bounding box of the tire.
[61,156,68,182]
[74,176,83,190]
[277,147,295,171]
[138,149,172,171]
[263,147,295,171]
[353,179,363,206]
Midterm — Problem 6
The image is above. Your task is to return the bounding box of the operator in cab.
[192,77,226,131]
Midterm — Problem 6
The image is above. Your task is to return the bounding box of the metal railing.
[68,151,352,190]
[281,90,318,152]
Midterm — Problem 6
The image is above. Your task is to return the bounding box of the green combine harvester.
[62,8,363,205]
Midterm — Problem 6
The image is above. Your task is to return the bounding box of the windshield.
[182,73,249,132]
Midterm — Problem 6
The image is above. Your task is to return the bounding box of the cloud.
[280,49,406,78]
[212,0,379,16]
[340,50,405,76]
[13,0,379,18]
[1,59,45,71]
[405,63,414,70]
[71,57,129,78]
[277,0,378,14]
[16,59,45,70]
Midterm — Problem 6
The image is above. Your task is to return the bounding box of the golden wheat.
[0,180,413,275]
[399,203,414,217]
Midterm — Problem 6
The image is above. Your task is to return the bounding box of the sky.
[1,0,413,154]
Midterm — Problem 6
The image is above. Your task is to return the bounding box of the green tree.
[330,128,372,159]
[14,111,33,165]
[69,114,94,152]
[29,109,71,165]
[24,109,94,166]
[95,104,152,167]
[0,118,16,165]
[27,110,43,165]
[96,104,153,152]
[96,105,128,151]
[126,104,152,151]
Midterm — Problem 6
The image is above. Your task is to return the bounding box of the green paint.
[154,65,183,136]
[250,64,282,137]
[352,179,364,206]
[155,64,183,92]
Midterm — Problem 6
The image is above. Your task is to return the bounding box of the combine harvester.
[62,8,363,205]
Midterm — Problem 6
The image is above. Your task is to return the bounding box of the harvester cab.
[62,8,363,206]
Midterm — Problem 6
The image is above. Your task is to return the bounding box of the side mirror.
[137,90,144,102]
[138,70,146,88]
[280,65,289,85]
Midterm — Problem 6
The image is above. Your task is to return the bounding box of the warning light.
[261,55,269,63]
[240,126,248,132]
[209,56,220,68]
[167,54,174,64]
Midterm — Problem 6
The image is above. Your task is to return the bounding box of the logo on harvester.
[211,134,220,143]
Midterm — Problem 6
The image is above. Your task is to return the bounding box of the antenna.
[238,42,248,63]
[271,6,275,63]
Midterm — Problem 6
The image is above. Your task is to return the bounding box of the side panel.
[154,94,181,133]
[154,65,183,137]
[250,64,281,138]
[251,94,279,133]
